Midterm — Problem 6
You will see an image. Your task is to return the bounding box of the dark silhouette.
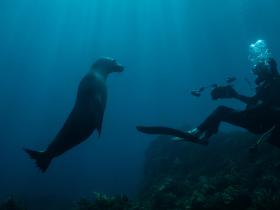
[137,58,280,148]
[24,57,124,172]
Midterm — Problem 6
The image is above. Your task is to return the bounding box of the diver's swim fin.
[24,148,52,172]
[136,126,205,145]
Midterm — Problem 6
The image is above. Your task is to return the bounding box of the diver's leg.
[199,105,273,135]
[198,106,237,134]
[181,106,237,144]
[222,106,275,134]
[192,105,263,143]
[189,105,276,144]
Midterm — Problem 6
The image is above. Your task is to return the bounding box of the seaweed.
[75,193,143,210]
[0,197,27,210]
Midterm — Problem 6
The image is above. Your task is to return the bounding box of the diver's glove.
[211,85,238,100]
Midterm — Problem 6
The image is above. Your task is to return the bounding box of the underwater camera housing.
[190,77,236,98]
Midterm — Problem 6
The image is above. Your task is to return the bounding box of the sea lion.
[24,57,124,172]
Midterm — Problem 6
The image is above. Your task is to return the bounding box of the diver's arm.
[211,86,256,105]
[234,94,257,105]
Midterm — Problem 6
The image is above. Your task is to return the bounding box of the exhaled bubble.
[248,39,272,67]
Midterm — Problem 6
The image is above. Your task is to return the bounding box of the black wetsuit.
[198,76,280,147]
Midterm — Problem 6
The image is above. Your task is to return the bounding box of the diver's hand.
[211,85,238,100]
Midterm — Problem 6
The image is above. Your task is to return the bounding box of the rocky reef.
[74,131,280,210]
[138,131,280,210]
[74,193,143,210]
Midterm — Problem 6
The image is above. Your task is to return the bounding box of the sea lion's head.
[92,57,124,74]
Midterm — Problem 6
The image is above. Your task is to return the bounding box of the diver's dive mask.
[252,62,271,76]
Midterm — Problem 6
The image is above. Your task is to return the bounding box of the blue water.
[0,0,280,208]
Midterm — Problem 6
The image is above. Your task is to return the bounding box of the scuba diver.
[137,40,280,148]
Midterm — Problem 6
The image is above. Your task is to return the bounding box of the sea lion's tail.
[24,149,52,172]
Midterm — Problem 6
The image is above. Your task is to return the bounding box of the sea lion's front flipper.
[93,96,105,136]
[96,111,104,136]
[136,126,199,144]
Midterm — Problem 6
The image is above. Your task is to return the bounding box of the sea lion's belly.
[46,75,107,157]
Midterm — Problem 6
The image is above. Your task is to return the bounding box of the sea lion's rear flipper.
[136,126,201,144]
[24,149,52,172]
